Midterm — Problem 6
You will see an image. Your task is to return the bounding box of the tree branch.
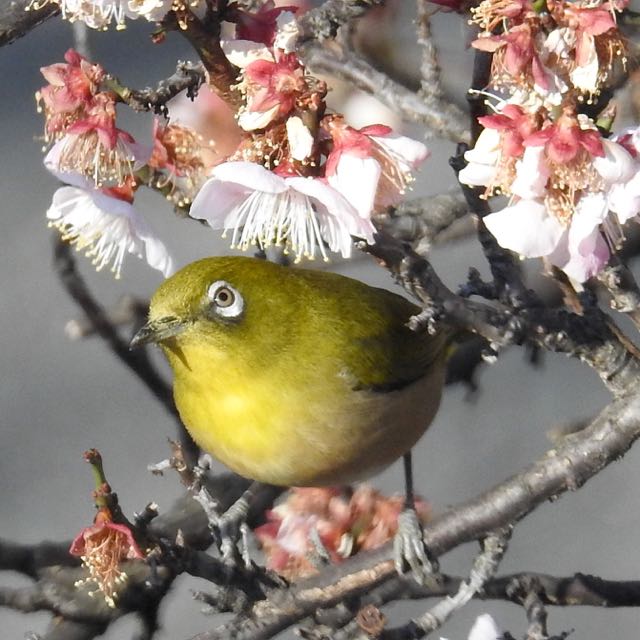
[104,61,207,116]
[297,0,386,42]
[301,44,469,142]
[0,0,58,48]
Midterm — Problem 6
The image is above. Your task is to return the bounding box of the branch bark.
[0,0,58,47]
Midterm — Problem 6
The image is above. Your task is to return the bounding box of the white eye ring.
[206,281,244,319]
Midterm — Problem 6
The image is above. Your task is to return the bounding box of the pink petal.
[484,199,565,257]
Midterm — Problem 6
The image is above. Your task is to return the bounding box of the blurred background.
[2,3,640,639]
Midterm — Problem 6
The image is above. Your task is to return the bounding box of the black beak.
[130,316,188,349]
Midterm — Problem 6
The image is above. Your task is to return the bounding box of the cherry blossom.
[70,506,145,607]
[325,121,429,215]
[189,161,375,261]
[30,0,194,29]
[45,166,173,279]
[36,48,104,142]
[47,94,147,187]
[238,53,306,131]
[226,1,298,47]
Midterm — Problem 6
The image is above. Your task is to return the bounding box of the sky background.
[2,4,640,639]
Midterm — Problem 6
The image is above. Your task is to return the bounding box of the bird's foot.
[214,495,253,568]
[393,507,442,588]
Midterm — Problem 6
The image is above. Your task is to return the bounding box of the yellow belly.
[169,342,445,486]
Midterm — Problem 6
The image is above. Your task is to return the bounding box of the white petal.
[484,199,565,257]
[211,161,288,193]
[570,39,599,94]
[189,178,253,228]
[221,40,273,67]
[286,176,375,247]
[127,0,171,21]
[511,147,550,199]
[594,140,636,185]
[47,184,173,277]
[569,192,609,251]
[370,133,429,170]
[326,155,381,218]
[458,161,498,187]
[464,128,501,166]
[609,173,640,223]
[238,104,281,131]
[286,116,314,161]
[468,614,501,640]
[44,140,93,188]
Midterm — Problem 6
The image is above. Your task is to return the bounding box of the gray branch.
[297,0,386,42]
[301,44,469,142]
[0,0,58,47]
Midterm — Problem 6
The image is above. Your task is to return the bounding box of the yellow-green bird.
[132,256,452,574]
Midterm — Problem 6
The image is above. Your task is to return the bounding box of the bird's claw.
[213,494,254,569]
[393,508,442,588]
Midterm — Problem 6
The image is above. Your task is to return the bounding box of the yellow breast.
[166,339,445,487]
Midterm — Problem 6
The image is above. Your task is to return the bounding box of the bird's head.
[130,256,295,360]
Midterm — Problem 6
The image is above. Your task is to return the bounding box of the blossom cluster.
[187,4,429,262]
[36,3,429,275]
[254,486,430,580]
[37,49,210,278]
[27,0,205,30]
[460,0,637,283]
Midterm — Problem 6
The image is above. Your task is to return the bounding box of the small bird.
[132,256,452,576]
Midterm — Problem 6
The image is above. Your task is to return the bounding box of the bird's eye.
[206,281,244,319]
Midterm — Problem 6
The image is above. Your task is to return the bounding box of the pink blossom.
[239,53,305,131]
[478,103,538,158]
[227,1,298,46]
[70,507,145,607]
[473,23,548,89]
[47,94,147,186]
[325,122,429,215]
[189,161,374,261]
[524,111,603,164]
[36,48,104,142]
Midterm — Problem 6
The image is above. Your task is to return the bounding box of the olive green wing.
[297,270,451,392]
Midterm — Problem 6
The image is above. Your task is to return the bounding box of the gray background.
[1,5,640,639]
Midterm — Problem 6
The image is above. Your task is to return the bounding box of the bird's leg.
[215,481,261,568]
[393,451,442,587]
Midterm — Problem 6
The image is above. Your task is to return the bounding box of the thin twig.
[104,61,207,115]
[381,528,511,639]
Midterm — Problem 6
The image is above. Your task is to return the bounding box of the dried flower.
[255,486,430,580]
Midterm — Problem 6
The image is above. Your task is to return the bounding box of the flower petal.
[221,39,274,67]
[593,139,635,185]
[511,146,549,199]
[326,155,380,218]
[484,199,565,257]
[211,161,288,193]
